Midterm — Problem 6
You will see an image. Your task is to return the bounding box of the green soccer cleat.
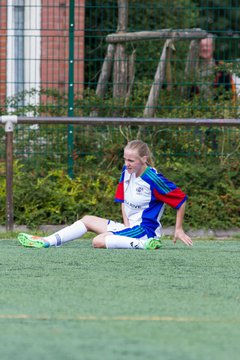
[18,233,50,248]
[145,238,162,250]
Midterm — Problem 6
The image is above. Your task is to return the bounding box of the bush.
[0,159,239,230]
[2,162,121,228]
[160,159,240,229]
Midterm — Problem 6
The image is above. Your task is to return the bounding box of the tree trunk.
[165,41,176,91]
[144,39,174,118]
[96,44,115,98]
[181,40,200,98]
[113,44,128,98]
[117,0,128,32]
[113,0,128,115]
[90,44,115,117]
[123,49,136,112]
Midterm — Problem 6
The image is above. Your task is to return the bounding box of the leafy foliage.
[0,162,121,228]
[0,156,239,230]
[160,159,240,229]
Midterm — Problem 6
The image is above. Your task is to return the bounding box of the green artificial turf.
[0,238,240,360]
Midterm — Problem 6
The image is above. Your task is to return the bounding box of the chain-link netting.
[0,1,240,174]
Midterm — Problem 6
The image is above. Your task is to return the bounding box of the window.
[7,0,41,109]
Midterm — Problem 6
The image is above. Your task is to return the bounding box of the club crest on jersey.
[136,186,144,195]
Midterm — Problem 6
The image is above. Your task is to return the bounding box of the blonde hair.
[125,140,154,167]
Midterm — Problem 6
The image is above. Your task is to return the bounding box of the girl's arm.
[173,202,193,246]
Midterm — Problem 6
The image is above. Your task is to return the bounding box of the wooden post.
[181,39,200,97]
[165,42,176,91]
[113,44,128,98]
[144,39,175,118]
[90,44,115,117]
[95,44,115,98]
[113,0,128,114]
[123,49,136,112]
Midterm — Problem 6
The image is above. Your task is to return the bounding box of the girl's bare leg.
[92,232,112,248]
[44,215,109,246]
[81,215,109,234]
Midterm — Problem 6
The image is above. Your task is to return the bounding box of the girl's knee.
[92,234,106,248]
[81,215,94,230]
[81,215,92,223]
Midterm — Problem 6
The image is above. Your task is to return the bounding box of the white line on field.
[0,314,240,323]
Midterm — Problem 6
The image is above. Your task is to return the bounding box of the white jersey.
[114,166,187,238]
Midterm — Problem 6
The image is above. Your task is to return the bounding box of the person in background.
[190,34,237,100]
[18,140,192,250]
[189,34,237,149]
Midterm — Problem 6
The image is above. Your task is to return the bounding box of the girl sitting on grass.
[18,139,192,249]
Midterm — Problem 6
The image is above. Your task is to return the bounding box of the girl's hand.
[174,228,193,246]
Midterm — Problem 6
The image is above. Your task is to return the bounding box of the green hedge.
[0,159,239,230]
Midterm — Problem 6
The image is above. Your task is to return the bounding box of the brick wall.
[41,0,85,95]
[0,0,85,107]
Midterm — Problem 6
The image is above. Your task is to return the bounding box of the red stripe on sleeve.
[115,181,124,202]
[153,187,187,208]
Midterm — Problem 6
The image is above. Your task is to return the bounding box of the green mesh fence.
[0,1,240,174]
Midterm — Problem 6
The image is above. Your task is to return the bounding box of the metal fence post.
[1,116,18,231]
[67,0,75,179]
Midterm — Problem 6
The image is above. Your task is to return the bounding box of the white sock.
[105,235,146,249]
[44,220,87,246]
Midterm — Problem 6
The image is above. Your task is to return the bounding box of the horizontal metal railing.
[2,116,240,126]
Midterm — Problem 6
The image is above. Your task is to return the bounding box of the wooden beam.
[106,29,208,43]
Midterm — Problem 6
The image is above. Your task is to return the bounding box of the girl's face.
[123,149,147,177]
